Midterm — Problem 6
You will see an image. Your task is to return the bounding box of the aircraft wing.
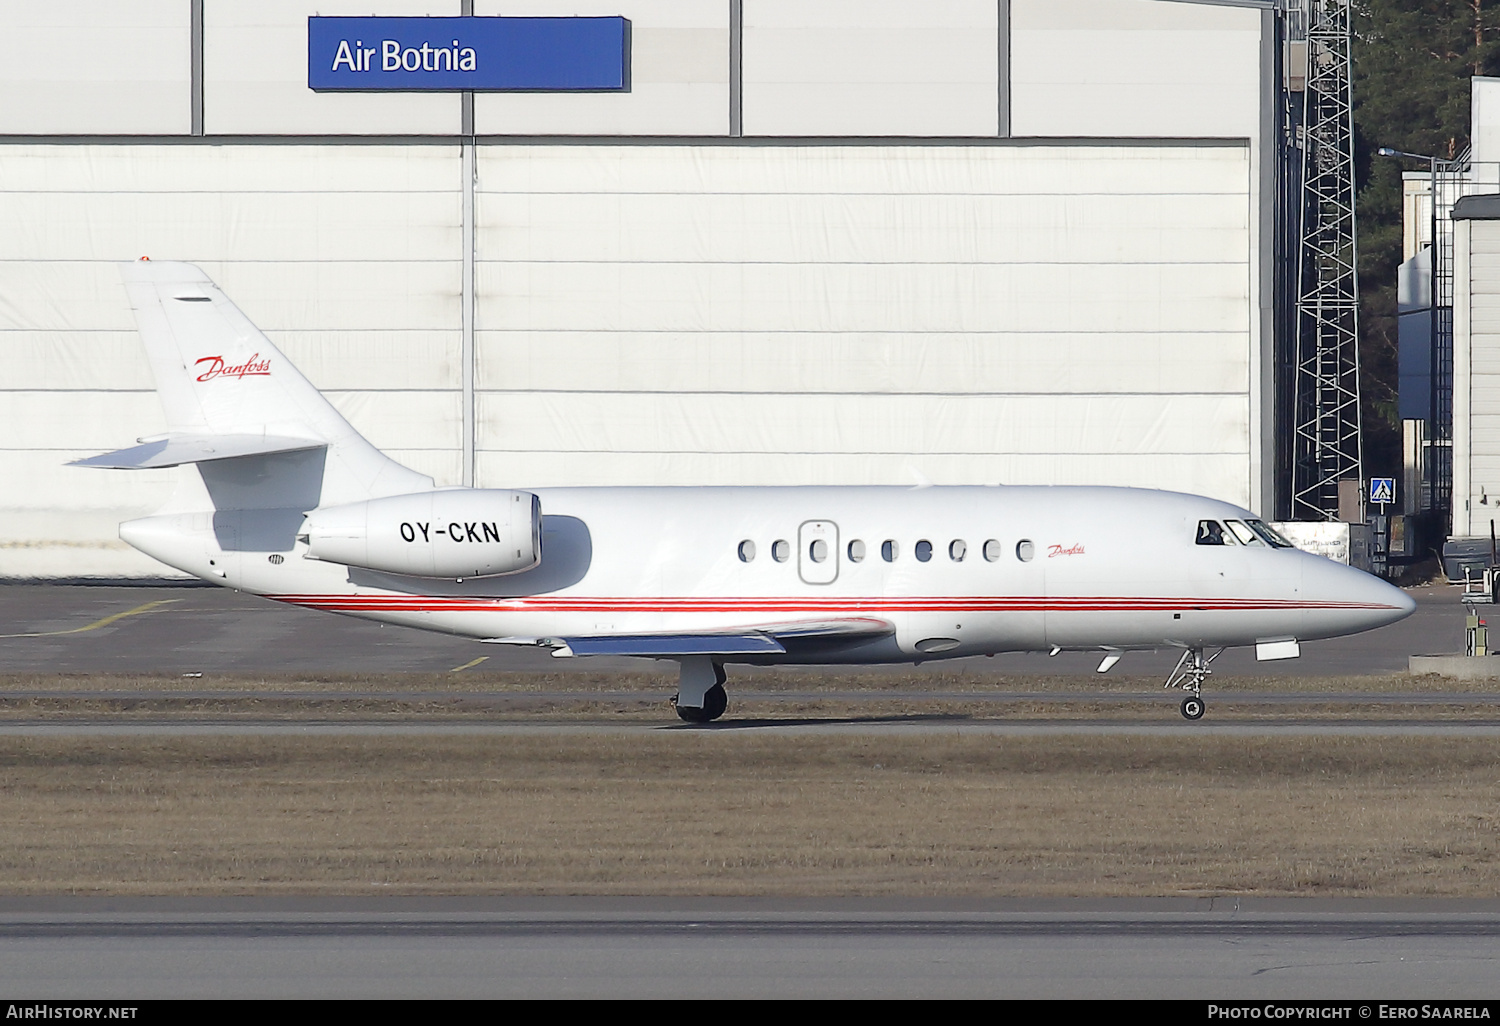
[486,616,893,657]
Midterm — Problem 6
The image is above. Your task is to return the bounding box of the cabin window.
[882,539,899,562]
[737,540,756,562]
[772,539,790,562]
[809,538,829,563]
[1016,539,1034,562]
[915,540,933,562]
[1246,519,1296,548]
[848,539,866,562]
[949,539,967,562]
[983,539,1001,562]
[1225,520,1263,546]
[1195,520,1235,546]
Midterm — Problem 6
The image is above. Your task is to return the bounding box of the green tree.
[1352,0,1500,480]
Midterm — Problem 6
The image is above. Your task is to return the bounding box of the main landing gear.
[1166,647,1221,721]
[672,656,728,723]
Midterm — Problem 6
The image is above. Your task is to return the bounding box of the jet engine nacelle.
[302,489,541,579]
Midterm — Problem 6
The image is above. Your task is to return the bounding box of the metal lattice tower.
[1291,0,1362,520]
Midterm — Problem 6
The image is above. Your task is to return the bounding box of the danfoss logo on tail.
[195,354,271,382]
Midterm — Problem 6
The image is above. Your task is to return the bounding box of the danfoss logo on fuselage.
[195,354,271,382]
[331,39,477,73]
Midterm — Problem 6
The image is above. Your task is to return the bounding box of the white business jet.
[74,261,1414,722]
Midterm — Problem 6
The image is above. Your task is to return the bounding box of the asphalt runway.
[0,898,1496,998]
[0,581,1468,678]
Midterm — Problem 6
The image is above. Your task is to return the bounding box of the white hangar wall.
[474,142,1254,490]
[0,0,1274,577]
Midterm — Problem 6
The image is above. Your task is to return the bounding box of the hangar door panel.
[475,143,1254,505]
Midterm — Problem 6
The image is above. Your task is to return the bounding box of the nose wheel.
[1166,647,1220,721]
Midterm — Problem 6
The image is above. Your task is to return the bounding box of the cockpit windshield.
[1224,519,1263,546]
[1196,520,1235,545]
[1245,518,1295,548]
[1197,517,1297,549]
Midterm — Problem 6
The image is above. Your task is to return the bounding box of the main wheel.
[1180,695,1205,721]
[674,683,728,723]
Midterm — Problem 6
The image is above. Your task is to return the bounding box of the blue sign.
[1370,477,1395,505]
[308,16,629,92]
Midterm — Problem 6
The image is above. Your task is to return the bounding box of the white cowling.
[302,489,541,579]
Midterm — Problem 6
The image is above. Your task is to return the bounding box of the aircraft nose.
[1301,555,1416,636]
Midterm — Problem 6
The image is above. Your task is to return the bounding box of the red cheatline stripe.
[265,594,1398,614]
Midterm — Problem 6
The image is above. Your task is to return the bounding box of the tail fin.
[77,261,432,506]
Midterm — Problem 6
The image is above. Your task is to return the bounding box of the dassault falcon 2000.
[74,261,1415,722]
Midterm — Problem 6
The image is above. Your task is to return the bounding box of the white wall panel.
[482,193,1246,264]
[476,330,1247,395]
[275,333,459,391]
[1011,0,1261,139]
[478,452,1251,500]
[475,1,729,135]
[0,263,134,331]
[0,2,189,134]
[480,392,1246,456]
[479,143,1247,194]
[0,145,459,193]
[3,334,155,391]
[478,261,1247,333]
[0,192,459,262]
[0,260,460,333]
[0,507,185,578]
[199,262,461,332]
[1472,291,1500,333]
[475,142,1255,506]
[1469,218,1500,533]
[742,0,998,136]
[0,453,174,513]
[325,391,460,451]
[205,0,461,135]
[1473,77,1500,167]
[6,393,169,450]
[5,331,459,393]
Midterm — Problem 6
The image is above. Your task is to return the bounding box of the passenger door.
[798,520,839,585]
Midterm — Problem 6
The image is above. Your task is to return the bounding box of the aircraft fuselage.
[123,484,1412,664]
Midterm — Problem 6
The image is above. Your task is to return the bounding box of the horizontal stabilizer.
[70,434,325,470]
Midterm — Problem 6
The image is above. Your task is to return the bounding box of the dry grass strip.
[0,734,1497,896]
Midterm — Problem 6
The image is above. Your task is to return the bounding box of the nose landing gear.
[1166,647,1221,720]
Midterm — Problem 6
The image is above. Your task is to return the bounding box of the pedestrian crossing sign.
[1370,477,1395,505]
